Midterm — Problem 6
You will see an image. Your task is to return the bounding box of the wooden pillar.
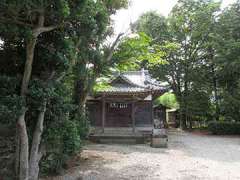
[102,95,106,133]
[132,102,135,133]
[151,92,154,127]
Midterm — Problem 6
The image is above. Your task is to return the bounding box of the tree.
[133,11,170,43]
[154,92,179,109]
[214,1,240,121]
[0,0,128,178]
[134,0,221,128]
[112,32,167,71]
[0,1,86,179]
[65,0,127,115]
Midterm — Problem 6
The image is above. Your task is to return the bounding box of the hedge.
[208,121,240,135]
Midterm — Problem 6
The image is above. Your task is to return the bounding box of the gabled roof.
[98,69,166,94]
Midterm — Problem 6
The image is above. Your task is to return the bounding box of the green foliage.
[214,2,240,121]
[154,92,179,109]
[93,80,111,92]
[113,32,168,71]
[0,0,127,178]
[208,121,240,135]
[103,0,128,13]
[74,112,90,139]
[0,76,24,125]
[133,0,222,127]
[40,152,69,175]
[134,11,170,43]
[41,111,89,174]
[40,118,82,175]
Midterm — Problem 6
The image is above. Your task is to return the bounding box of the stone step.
[89,134,146,144]
[91,127,153,134]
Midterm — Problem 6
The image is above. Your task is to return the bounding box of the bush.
[40,119,82,175]
[75,112,90,139]
[208,121,240,135]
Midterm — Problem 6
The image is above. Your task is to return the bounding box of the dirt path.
[45,130,240,180]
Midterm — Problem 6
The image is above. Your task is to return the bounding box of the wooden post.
[151,92,154,127]
[102,95,106,133]
[132,102,135,133]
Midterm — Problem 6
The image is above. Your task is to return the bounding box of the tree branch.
[105,32,124,62]
[0,17,33,27]
[33,25,59,37]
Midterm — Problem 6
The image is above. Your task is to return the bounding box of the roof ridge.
[121,70,148,75]
[120,74,147,88]
[110,75,145,88]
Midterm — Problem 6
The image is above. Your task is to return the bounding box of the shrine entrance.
[105,102,132,127]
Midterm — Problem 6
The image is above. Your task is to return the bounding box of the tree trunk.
[21,38,37,95]
[29,101,47,180]
[17,110,29,180]
[15,37,37,180]
[211,63,220,121]
[15,128,20,178]
[189,116,193,129]
[208,47,220,121]
[15,38,36,180]
[179,100,187,130]
[180,112,187,129]
[15,12,59,179]
[73,79,89,113]
[182,66,189,130]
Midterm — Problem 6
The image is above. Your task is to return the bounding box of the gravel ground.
[46,130,240,180]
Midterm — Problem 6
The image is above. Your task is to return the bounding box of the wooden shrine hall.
[87,69,166,142]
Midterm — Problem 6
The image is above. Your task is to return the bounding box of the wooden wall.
[87,100,102,126]
[105,102,132,127]
[135,101,152,126]
[87,100,153,127]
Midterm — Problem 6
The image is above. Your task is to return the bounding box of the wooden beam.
[132,102,135,133]
[151,92,154,126]
[102,95,106,133]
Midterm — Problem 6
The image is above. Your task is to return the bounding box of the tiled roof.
[98,69,166,94]
[100,83,150,93]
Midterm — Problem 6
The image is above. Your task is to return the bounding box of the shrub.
[75,112,90,139]
[208,121,240,135]
[40,119,82,175]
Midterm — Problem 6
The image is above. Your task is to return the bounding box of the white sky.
[111,0,237,37]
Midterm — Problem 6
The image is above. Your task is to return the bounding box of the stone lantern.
[151,119,168,148]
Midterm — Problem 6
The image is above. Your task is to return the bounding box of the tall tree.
[68,0,127,112]
[0,0,128,178]
[133,11,170,43]
[214,1,240,121]
[134,0,221,128]
[0,1,87,179]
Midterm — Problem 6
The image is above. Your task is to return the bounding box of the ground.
[45,130,240,180]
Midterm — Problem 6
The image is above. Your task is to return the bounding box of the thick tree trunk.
[74,80,86,106]
[16,37,37,180]
[179,98,187,130]
[21,38,37,95]
[180,111,187,129]
[17,110,29,180]
[29,101,47,180]
[182,65,189,130]
[15,12,59,179]
[73,79,90,113]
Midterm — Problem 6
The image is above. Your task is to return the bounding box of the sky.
[111,0,237,38]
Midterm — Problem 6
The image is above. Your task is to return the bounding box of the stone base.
[151,137,168,148]
[89,133,147,144]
